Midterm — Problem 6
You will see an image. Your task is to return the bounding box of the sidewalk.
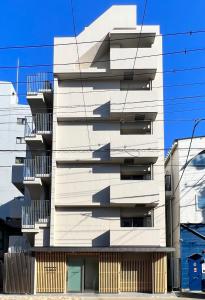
[0,292,204,300]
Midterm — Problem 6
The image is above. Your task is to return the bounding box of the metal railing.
[27,73,52,94]
[25,113,52,137]
[22,200,50,229]
[24,156,51,181]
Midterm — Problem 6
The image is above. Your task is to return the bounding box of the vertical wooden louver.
[120,253,152,292]
[35,251,167,294]
[99,252,120,293]
[152,253,167,293]
[36,252,66,293]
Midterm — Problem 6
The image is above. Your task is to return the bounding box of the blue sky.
[0,0,205,151]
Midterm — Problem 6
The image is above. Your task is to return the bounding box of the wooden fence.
[4,252,34,294]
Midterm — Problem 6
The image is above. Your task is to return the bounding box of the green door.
[67,258,83,292]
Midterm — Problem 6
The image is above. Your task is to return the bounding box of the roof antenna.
[16,58,20,101]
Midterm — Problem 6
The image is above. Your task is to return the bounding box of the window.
[120,80,151,91]
[165,175,171,191]
[0,231,3,250]
[190,151,205,169]
[120,121,152,135]
[16,137,25,144]
[15,157,25,164]
[121,165,152,180]
[196,191,205,210]
[17,118,26,125]
[121,216,152,227]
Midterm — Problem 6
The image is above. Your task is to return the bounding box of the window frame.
[17,117,26,125]
[16,137,25,144]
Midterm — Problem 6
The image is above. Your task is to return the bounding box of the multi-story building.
[18,5,172,294]
[0,81,31,288]
[165,136,205,292]
[0,81,30,220]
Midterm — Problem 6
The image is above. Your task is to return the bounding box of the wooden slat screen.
[99,252,119,293]
[152,252,167,293]
[120,253,152,293]
[36,252,66,293]
[4,253,34,294]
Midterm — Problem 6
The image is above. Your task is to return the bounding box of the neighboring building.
[165,136,205,292]
[17,5,172,294]
[0,82,30,221]
[0,82,31,290]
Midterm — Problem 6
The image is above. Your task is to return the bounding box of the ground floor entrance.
[35,252,167,294]
[67,256,99,292]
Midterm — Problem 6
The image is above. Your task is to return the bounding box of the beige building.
[15,5,172,294]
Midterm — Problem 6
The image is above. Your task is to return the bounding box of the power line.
[0,46,205,70]
[1,100,205,120]
[1,64,205,99]
[0,146,205,152]
[3,89,205,115]
[121,0,148,118]
[69,0,91,149]
[173,119,205,194]
[0,29,204,51]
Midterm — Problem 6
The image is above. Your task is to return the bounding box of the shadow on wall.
[92,186,110,206]
[92,231,110,247]
[93,144,110,160]
[93,101,110,118]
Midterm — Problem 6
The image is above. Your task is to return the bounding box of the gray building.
[0,81,30,220]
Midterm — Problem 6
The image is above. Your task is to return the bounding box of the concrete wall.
[51,5,166,249]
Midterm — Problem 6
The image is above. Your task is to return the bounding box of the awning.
[32,246,175,253]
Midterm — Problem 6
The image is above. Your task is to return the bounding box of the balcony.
[26,73,53,114]
[24,156,51,185]
[110,180,159,206]
[25,113,52,147]
[12,164,24,193]
[110,90,159,116]
[110,47,158,72]
[110,228,160,246]
[110,134,159,160]
[22,200,50,230]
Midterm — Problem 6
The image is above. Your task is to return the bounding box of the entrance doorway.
[67,256,99,293]
[188,254,202,291]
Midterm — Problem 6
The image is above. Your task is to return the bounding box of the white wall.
[51,5,166,248]
[0,82,30,219]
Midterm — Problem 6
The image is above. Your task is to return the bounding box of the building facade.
[0,82,30,220]
[17,5,171,294]
[165,136,205,292]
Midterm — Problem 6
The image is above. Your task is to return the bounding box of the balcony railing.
[27,73,52,94]
[22,200,50,229]
[24,156,51,181]
[25,113,52,137]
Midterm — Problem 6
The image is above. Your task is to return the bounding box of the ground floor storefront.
[35,252,168,294]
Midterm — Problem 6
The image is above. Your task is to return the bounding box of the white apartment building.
[165,136,205,292]
[0,82,30,220]
[18,5,172,294]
